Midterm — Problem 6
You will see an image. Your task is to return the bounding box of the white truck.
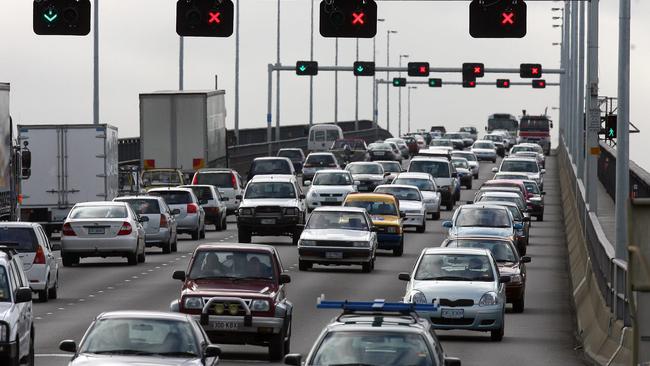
[18,124,119,236]
[139,90,228,178]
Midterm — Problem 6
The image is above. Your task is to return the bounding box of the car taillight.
[160,215,168,228]
[187,203,198,214]
[192,175,198,184]
[118,222,132,235]
[34,245,46,264]
[62,223,76,236]
[231,173,237,188]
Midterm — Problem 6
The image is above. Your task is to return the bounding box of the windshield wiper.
[418,276,468,281]
[191,275,242,281]
[154,351,199,358]
[92,350,155,356]
[233,276,272,281]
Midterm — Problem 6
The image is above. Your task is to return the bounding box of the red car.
[171,243,293,360]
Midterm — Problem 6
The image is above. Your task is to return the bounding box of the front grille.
[319,193,344,198]
[316,240,354,247]
[431,317,475,326]
[255,206,282,216]
[203,298,251,316]
[439,299,474,307]
[320,201,342,207]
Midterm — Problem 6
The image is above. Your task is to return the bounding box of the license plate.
[375,152,385,155]
[88,227,105,235]
[326,252,343,259]
[210,321,239,330]
[260,219,276,225]
[441,309,464,319]
[324,197,338,202]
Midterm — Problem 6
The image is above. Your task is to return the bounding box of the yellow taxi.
[343,193,405,256]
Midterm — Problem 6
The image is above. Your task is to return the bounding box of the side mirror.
[199,199,208,205]
[21,149,32,170]
[514,223,524,230]
[442,221,453,228]
[279,273,292,284]
[171,208,181,215]
[299,194,306,200]
[492,167,499,173]
[540,169,546,174]
[541,191,547,196]
[398,272,411,281]
[14,287,32,303]
[284,354,303,366]
[384,172,390,177]
[399,211,406,218]
[172,270,186,281]
[354,180,361,186]
[138,216,149,223]
[499,275,511,284]
[451,172,458,178]
[370,226,378,232]
[521,256,532,263]
[236,195,243,200]
[444,356,462,366]
[59,340,77,353]
[51,243,62,251]
[304,181,312,186]
[204,344,221,358]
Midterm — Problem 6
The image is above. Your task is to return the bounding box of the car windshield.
[393,178,434,191]
[473,142,494,149]
[277,150,303,160]
[430,139,453,147]
[306,211,369,231]
[415,254,495,281]
[444,133,462,139]
[378,162,401,173]
[195,172,236,188]
[495,174,528,180]
[0,267,9,302]
[520,118,550,131]
[500,160,539,173]
[511,146,535,154]
[375,187,421,201]
[453,153,477,162]
[347,164,383,175]
[477,195,525,211]
[0,227,38,252]
[142,171,181,185]
[452,159,469,169]
[306,155,336,166]
[446,240,517,263]
[455,208,511,228]
[484,135,503,142]
[313,173,352,186]
[310,331,433,366]
[188,251,274,280]
[150,191,193,205]
[345,200,398,216]
[79,318,199,357]
[524,181,541,194]
[252,159,291,174]
[409,160,450,178]
[70,206,128,219]
[245,182,296,199]
[117,199,161,215]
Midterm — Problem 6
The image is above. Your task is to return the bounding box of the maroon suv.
[171,243,293,360]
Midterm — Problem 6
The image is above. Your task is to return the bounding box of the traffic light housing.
[33,0,91,36]
[463,79,477,88]
[407,62,430,77]
[353,61,375,76]
[177,0,234,37]
[320,0,377,38]
[532,79,546,89]
[605,115,617,139]
[296,61,319,76]
[469,0,527,38]
[428,78,442,88]
[392,78,407,87]
[496,79,510,88]
[463,63,485,79]
[520,63,543,78]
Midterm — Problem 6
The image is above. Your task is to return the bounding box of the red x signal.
[209,12,221,24]
[473,66,482,74]
[352,12,365,25]
[501,12,514,25]
[531,67,539,75]
[419,66,427,73]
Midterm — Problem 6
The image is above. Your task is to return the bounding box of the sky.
[1,0,649,171]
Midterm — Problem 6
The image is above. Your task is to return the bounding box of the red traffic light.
[408,62,430,77]
[320,0,377,38]
[463,79,477,88]
[176,0,234,37]
[469,0,527,38]
[520,63,543,78]
[463,63,484,78]
[496,79,510,88]
[352,12,365,25]
[532,79,546,89]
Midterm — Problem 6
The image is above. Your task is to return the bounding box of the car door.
[294,182,306,222]
[160,200,177,240]
[37,226,57,288]
[10,258,32,356]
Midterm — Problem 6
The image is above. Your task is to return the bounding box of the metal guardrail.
[560,142,630,325]
[598,141,650,199]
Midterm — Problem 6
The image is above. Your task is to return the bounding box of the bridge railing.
[598,141,650,199]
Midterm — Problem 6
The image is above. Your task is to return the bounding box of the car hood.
[369,215,400,226]
[420,191,439,201]
[239,198,300,208]
[411,280,497,301]
[71,354,203,366]
[398,201,424,211]
[308,185,355,195]
[301,228,371,241]
[352,174,385,181]
[450,227,513,238]
[433,177,454,187]
[0,303,12,321]
[183,278,277,297]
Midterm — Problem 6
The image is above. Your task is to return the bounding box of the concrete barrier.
[558,144,632,366]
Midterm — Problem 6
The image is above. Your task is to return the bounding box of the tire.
[37,287,49,303]
[416,220,426,233]
[393,238,404,257]
[138,246,146,263]
[466,182,472,190]
[171,234,178,252]
[492,158,497,163]
[432,211,441,220]
[48,276,58,299]
[537,214,544,222]
[61,253,78,267]
[491,325,505,342]
[26,329,35,366]
[200,225,206,239]
[238,228,251,243]
[474,173,479,179]
[446,201,454,211]
[221,216,227,231]
[298,260,312,271]
[127,252,138,266]
[361,261,373,273]
[162,239,172,254]
[292,232,300,246]
[268,329,287,361]
[11,337,19,366]
[191,228,200,241]
[512,297,525,313]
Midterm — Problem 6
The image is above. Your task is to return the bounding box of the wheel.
[171,234,178,252]
[162,239,172,254]
[416,220,426,233]
[127,252,138,266]
[61,253,78,267]
[492,158,497,163]
[191,228,200,240]
[138,245,146,263]
[200,225,206,239]
[298,260,312,271]
[432,211,441,220]
[48,276,58,299]
[537,214,544,222]
[512,297,525,313]
[37,287,49,303]
[393,238,404,257]
[474,173,479,179]
[11,337,19,366]
[268,328,287,361]
[466,182,472,190]
[222,216,227,231]
[361,261,373,273]
[292,230,301,246]
[238,228,251,243]
[491,325,504,341]
[26,329,35,366]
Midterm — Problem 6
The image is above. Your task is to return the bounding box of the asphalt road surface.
[33,155,587,366]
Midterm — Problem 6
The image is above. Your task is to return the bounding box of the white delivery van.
[308,124,343,152]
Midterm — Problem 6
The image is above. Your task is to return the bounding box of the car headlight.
[386,226,399,233]
[239,208,252,216]
[424,199,434,204]
[352,241,370,247]
[284,207,298,216]
[0,323,7,342]
[310,191,318,198]
[479,291,499,306]
[300,239,316,246]
[250,299,271,312]
[530,197,542,202]
[409,290,427,304]
[184,297,204,310]
[510,274,523,283]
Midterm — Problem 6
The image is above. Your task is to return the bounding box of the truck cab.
[141,168,185,191]
[518,115,553,155]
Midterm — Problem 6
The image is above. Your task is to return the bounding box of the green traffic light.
[43,9,58,23]
[357,66,364,72]
[299,65,307,72]
[608,128,615,137]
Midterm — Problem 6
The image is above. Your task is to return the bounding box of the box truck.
[18,124,118,236]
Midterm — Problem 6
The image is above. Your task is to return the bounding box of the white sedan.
[471,140,498,162]
[391,172,441,220]
[305,170,357,211]
[374,184,427,233]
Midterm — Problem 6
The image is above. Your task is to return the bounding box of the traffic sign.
[296,61,319,76]
[520,63,543,78]
[407,62,430,77]
[33,0,91,36]
[320,0,377,38]
[392,78,407,87]
[469,0,527,38]
[177,0,234,37]
[353,61,375,76]
[428,78,442,87]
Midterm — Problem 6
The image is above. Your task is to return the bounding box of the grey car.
[58,311,221,365]
[114,196,179,253]
[149,188,206,240]
[180,185,228,231]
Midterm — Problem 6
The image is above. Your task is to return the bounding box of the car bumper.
[474,153,496,161]
[403,213,425,227]
[356,181,383,192]
[177,215,201,231]
[420,305,504,331]
[0,340,18,360]
[377,233,402,249]
[298,247,373,264]
[26,266,48,290]
[145,229,171,245]
[506,283,525,302]
[527,203,544,217]
[423,201,440,214]
[192,314,285,345]
[238,216,300,235]
[459,175,472,185]
[61,236,139,254]
[306,197,345,210]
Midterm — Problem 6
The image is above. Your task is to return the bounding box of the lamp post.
[398,54,409,137]
[372,19,385,125]
[407,86,417,134]
[386,30,398,135]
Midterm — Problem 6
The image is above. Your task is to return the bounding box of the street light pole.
[234,0,240,142]
[372,19,385,126]
[398,54,409,137]
[408,86,417,134]
[179,36,184,90]
[93,0,99,124]
[309,0,314,127]
[275,0,281,142]
[386,30,397,136]
[335,37,339,124]
[355,38,359,130]
[585,0,599,212]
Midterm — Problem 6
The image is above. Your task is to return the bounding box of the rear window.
[117,199,161,215]
[70,206,128,219]
[195,172,234,188]
[0,227,38,252]
[278,150,303,160]
[188,187,214,201]
[409,160,450,178]
[251,159,291,174]
[150,191,193,205]
[305,155,335,165]
[326,130,340,140]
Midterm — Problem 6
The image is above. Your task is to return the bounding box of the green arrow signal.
[298,65,307,72]
[356,66,364,72]
[43,9,58,23]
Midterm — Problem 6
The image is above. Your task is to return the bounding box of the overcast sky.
[1,0,648,170]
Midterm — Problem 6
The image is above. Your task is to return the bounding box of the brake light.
[187,203,198,214]
[118,222,132,236]
[231,173,237,188]
[34,245,46,264]
[160,215,168,228]
[62,223,76,236]
[192,174,198,184]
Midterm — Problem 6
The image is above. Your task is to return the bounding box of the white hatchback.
[305,170,356,211]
